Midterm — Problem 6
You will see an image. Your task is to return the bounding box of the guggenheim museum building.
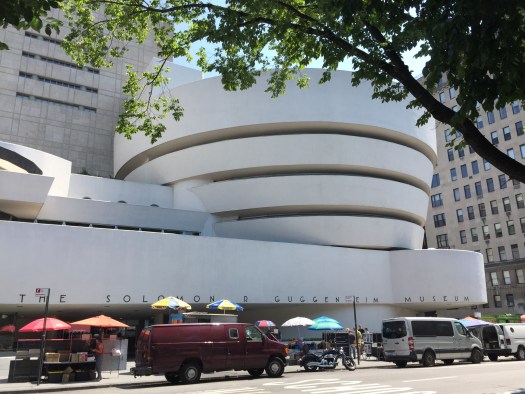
[0,27,486,334]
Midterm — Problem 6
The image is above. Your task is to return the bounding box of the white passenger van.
[382,317,483,367]
[499,323,525,361]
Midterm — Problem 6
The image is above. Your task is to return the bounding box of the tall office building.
[425,76,525,319]
[0,9,160,177]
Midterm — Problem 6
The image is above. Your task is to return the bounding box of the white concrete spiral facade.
[116,69,436,249]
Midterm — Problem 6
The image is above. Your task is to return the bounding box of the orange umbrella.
[70,315,129,328]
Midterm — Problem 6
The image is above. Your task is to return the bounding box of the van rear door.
[382,320,409,358]
[135,328,151,368]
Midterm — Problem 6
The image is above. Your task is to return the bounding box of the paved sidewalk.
[0,355,385,393]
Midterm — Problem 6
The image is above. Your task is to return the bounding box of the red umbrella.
[256,320,277,328]
[19,318,71,332]
[0,324,15,333]
[70,315,129,328]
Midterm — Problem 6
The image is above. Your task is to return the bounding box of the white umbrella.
[282,317,315,327]
[281,317,315,339]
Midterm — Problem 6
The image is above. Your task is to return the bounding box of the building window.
[482,225,490,240]
[516,193,524,209]
[503,271,511,284]
[471,160,479,174]
[457,209,464,223]
[476,116,484,128]
[482,303,490,308]
[503,197,512,212]
[436,234,449,248]
[506,294,515,307]
[486,248,494,263]
[464,185,472,199]
[434,213,446,227]
[444,129,453,142]
[469,145,475,154]
[507,220,515,235]
[521,144,525,159]
[498,246,507,261]
[458,147,465,158]
[487,178,495,192]
[483,159,491,171]
[490,273,499,286]
[431,174,440,188]
[494,295,502,308]
[494,223,503,238]
[491,131,499,144]
[503,126,511,141]
[512,100,521,114]
[490,200,499,214]
[521,217,525,233]
[461,164,468,178]
[487,111,495,124]
[451,168,457,181]
[499,174,508,189]
[447,148,454,161]
[460,230,467,244]
[507,148,515,159]
[517,269,525,284]
[431,194,443,207]
[439,92,446,103]
[499,106,508,120]
[511,244,520,260]
[467,206,475,220]
[449,87,456,100]
[475,181,483,196]
[516,121,524,136]
[471,228,479,242]
[479,203,487,217]
[453,188,461,201]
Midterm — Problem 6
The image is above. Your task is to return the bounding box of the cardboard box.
[70,354,80,363]
[45,353,60,363]
[58,351,70,362]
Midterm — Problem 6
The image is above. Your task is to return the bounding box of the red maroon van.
[131,323,288,384]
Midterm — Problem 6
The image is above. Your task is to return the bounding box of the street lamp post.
[36,288,50,386]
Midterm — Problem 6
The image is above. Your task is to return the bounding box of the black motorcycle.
[299,347,356,372]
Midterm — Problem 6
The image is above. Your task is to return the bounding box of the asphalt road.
[58,358,525,394]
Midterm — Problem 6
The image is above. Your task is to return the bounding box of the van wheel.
[488,354,498,362]
[394,361,407,368]
[179,362,201,384]
[247,368,264,377]
[443,359,454,365]
[516,346,525,361]
[422,351,435,367]
[165,372,179,383]
[470,349,483,364]
[265,357,285,377]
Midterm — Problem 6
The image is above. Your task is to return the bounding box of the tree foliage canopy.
[49,1,525,181]
[0,0,61,49]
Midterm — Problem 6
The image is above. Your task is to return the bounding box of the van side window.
[382,321,407,339]
[229,328,239,339]
[454,322,468,336]
[245,326,263,342]
[435,321,453,336]
[412,321,436,336]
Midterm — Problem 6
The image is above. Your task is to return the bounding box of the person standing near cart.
[92,336,104,380]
